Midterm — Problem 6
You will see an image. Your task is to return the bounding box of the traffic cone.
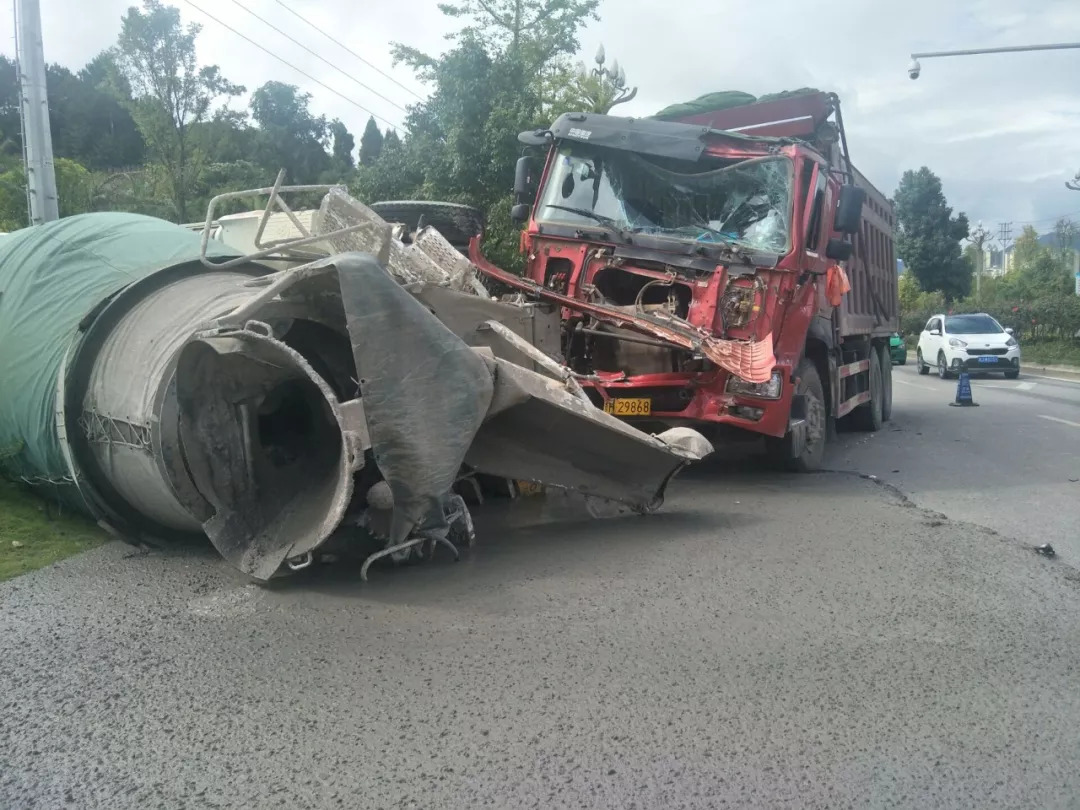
[949,372,979,407]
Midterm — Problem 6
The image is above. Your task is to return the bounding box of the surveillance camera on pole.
[906,41,1080,79]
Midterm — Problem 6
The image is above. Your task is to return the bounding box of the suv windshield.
[535,145,794,254]
[945,314,1003,335]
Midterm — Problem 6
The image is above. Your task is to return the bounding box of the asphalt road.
[833,362,1080,564]
[3,370,1080,809]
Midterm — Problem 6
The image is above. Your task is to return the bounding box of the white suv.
[916,313,1021,379]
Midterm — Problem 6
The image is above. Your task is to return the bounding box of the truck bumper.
[585,369,795,439]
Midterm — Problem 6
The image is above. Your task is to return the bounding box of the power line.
[222,0,408,114]
[179,0,406,132]
[271,0,424,102]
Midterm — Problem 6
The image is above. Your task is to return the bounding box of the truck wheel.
[369,201,485,248]
[879,344,893,422]
[764,358,826,472]
[852,350,883,432]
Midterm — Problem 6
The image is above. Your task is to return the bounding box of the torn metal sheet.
[468,240,776,383]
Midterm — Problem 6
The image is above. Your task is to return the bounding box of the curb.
[1023,364,1080,382]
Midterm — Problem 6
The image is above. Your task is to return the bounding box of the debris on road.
[1035,543,1057,557]
[0,180,713,581]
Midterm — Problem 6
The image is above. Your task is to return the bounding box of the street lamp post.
[906,41,1080,193]
[968,222,993,301]
[907,41,1080,78]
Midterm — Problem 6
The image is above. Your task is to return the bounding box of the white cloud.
[2,0,1079,233]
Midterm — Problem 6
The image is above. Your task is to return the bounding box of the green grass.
[0,480,109,581]
[1018,340,1080,368]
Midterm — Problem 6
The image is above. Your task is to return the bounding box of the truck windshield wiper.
[544,205,633,241]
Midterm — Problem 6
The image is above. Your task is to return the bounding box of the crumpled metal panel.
[469,244,777,383]
[334,254,710,533]
[334,253,494,545]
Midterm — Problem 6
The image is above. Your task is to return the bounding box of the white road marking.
[1038,414,1080,429]
[1023,372,1080,385]
[1017,381,1036,391]
[982,381,1037,391]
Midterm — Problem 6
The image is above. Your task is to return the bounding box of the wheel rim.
[938,355,947,378]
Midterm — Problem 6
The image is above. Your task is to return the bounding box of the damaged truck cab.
[472,92,898,470]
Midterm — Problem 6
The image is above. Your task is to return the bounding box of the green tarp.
[0,213,238,503]
[653,88,823,121]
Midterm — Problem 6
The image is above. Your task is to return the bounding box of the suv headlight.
[1005,337,1017,347]
[948,337,967,348]
[726,370,783,399]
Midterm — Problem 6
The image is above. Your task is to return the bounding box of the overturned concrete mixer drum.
[0,183,712,581]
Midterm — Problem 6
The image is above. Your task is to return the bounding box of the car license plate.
[603,397,651,416]
[978,355,997,364]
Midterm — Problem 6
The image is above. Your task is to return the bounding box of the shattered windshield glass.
[536,145,794,254]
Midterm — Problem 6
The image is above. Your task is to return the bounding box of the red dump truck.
[471,91,898,470]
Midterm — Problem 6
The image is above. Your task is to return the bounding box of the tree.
[383,130,402,150]
[329,120,355,173]
[250,81,329,184]
[115,0,244,221]
[1053,217,1078,265]
[0,157,99,229]
[893,167,972,302]
[358,116,383,166]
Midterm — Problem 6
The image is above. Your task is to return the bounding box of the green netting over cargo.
[653,88,822,121]
[0,213,239,503]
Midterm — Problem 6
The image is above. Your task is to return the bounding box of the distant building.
[981,231,1080,278]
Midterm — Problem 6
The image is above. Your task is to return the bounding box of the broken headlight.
[725,370,783,400]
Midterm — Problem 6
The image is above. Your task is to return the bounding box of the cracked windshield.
[537,146,794,253]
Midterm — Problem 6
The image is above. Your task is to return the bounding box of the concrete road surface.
[3,371,1080,809]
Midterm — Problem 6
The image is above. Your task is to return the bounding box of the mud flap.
[787,392,808,459]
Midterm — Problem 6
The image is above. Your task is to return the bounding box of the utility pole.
[15,0,59,224]
[969,221,993,299]
[997,221,1013,273]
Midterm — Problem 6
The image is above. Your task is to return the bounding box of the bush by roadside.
[0,480,108,581]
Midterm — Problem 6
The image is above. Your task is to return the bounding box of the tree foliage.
[0,0,610,267]
[893,167,971,302]
[115,0,244,221]
[358,117,383,166]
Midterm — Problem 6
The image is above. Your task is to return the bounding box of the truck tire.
[878,344,893,422]
[852,349,883,431]
[764,358,826,472]
[369,201,485,248]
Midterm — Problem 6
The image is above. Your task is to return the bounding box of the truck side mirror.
[510,203,531,225]
[514,156,535,200]
[834,185,865,235]
[512,156,535,226]
[825,238,853,262]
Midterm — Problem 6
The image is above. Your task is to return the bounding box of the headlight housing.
[726,370,783,400]
[948,337,967,348]
[1006,337,1018,347]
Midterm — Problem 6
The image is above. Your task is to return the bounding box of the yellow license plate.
[603,397,652,416]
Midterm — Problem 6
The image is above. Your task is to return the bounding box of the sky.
[2,0,1080,241]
